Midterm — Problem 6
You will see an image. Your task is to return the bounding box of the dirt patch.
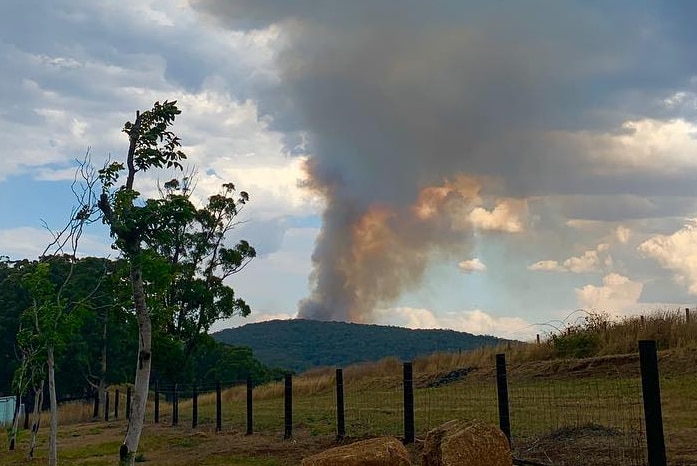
[417,367,477,388]
[513,423,646,466]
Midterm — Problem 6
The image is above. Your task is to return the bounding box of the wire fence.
[20,340,685,465]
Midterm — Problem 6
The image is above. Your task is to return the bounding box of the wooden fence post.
[496,353,512,445]
[639,340,667,466]
[403,362,415,444]
[336,368,345,441]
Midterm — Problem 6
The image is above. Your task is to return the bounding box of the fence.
[16,340,678,466]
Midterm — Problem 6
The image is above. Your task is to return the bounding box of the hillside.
[212,318,505,373]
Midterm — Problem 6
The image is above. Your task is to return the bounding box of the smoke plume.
[191,1,696,321]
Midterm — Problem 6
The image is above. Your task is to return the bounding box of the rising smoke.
[191,1,696,321]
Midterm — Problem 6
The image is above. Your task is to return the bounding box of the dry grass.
[50,308,696,429]
[27,307,695,465]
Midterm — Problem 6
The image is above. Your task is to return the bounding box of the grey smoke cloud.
[191,1,697,321]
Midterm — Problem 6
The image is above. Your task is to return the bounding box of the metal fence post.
[639,340,667,466]
[104,390,110,422]
[284,374,293,440]
[114,389,119,419]
[192,384,198,429]
[172,383,178,426]
[154,380,159,424]
[216,381,222,432]
[496,353,512,445]
[336,368,345,441]
[246,376,253,435]
[403,362,415,444]
[126,386,131,420]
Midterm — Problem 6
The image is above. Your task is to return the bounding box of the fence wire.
[37,349,692,465]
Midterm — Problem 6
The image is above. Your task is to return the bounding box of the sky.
[2,1,697,341]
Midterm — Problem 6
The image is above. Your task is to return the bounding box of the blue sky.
[2,1,697,340]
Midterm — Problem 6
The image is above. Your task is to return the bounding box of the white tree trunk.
[47,346,58,466]
[8,394,20,451]
[120,268,152,466]
[28,385,44,459]
[8,366,25,451]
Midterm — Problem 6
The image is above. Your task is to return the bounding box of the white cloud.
[583,118,697,174]
[373,307,536,340]
[638,221,697,295]
[468,200,525,233]
[575,273,643,315]
[457,258,487,273]
[528,260,560,271]
[528,244,611,273]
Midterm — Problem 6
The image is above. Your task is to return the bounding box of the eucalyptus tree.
[97,101,255,465]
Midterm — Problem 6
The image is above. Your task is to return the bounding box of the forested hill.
[212,319,506,373]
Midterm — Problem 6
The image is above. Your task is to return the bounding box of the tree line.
[0,255,282,399]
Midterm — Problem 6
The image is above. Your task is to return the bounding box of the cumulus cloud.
[528,260,562,272]
[582,119,697,175]
[457,258,487,273]
[575,273,644,315]
[374,306,535,340]
[468,201,525,233]
[639,221,697,294]
[528,244,612,273]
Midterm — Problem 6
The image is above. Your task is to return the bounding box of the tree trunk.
[28,385,44,459]
[8,367,24,451]
[120,267,152,466]
[47,346,58,466]
[8,395,20,451]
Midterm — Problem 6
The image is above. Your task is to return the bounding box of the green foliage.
[549,312,609,358]
[0,255,280,394]
[551,328,599,358]
[213,319,506,373]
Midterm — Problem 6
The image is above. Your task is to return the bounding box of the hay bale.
[301,436,412,466]
[422,419,512,466]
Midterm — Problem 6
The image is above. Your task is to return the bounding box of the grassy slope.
[2,309,696,466]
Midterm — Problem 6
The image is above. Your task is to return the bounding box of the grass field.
[3,309,696,465]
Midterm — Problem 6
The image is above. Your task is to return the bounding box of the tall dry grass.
[54,308,695,426]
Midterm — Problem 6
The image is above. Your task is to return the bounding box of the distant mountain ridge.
[212,318,507,373]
